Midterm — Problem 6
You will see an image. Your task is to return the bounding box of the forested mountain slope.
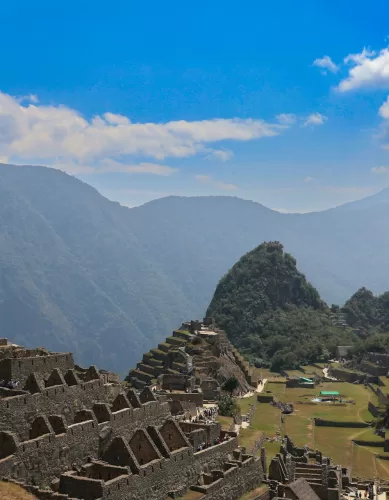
[1,163,389,373]
[343,287,389,331]
[206,242,357,370]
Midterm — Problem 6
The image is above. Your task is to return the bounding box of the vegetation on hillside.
[207,242,358,370]
[343,287,389,331]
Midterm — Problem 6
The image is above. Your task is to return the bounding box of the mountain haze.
[1,163,389,373]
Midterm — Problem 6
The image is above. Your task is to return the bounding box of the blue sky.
[2,1,389,211]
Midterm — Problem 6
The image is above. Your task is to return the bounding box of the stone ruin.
[268,435,350,500]
[0,338,264,500]
[127,318,256,396]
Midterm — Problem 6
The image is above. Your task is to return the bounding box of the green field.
[237,394,281,459]
[236,380,389,480]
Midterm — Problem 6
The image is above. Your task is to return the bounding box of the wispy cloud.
[313,55,339,74]
[276,113,297,125]
[303,113,327,127]
[371,166,389,174]
[205,149,234,161]
[337,47,389,92]
[304,176,314,183]
[195,174,238,191]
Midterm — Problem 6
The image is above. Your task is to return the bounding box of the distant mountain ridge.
[1,163,389,373]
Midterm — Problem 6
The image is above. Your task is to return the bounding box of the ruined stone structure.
[0,340,264,500]
[268,436,350,500]
[127,319,256,393]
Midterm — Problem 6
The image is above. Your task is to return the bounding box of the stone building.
[268,436,350,500]
[0,339,264,500]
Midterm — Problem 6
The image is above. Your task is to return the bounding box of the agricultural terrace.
[236,376,389,481]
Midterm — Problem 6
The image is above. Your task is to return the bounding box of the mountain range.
[1,163,389,374]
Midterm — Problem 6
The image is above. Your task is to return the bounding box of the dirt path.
[240,379,268,399]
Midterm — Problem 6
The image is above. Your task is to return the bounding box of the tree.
[222,376,239,394]
[217,393,240,417]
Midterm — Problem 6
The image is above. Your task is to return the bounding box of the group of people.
[196,434,231,452]
[186,406,218,424]
[354,482,376,498]
[0,379,20,389]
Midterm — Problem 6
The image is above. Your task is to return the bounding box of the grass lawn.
[217,415,233,430]
[236,394,283,460]
[253,368,286,382]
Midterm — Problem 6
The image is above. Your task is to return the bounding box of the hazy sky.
[1,1,389,212]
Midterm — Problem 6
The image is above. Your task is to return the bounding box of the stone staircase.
[127,329,193,389]
[294,462,324,486]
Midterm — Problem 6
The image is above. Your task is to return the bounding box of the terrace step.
[150,348,168,362]
[295,471,322,479]
[165,336,188,347]
[137,363,156,376]
[129,369,154,383]
[147,357,163,368]
[295,463,322,470]
[158,343,171,353]
[167,368,180,375]
[173,330,192,340]
[130,377,147,390]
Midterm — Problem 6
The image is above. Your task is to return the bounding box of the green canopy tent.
[320,391,339,396]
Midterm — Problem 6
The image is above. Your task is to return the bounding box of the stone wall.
[193,436,238,472]
[166,392,203,406]
[0,353,74,385]
[0,376,110,440]
[190,456,263,500]
[367,383,389,406]
[59,448,198,500]
[357,362,387,377]
[368,401,382,418]
[329,367,378,384]
[352,440,384,447]
[314,418,369,428]
[180,421,222,445]
[159,374,195,391]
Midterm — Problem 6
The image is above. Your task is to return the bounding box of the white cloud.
[0,90,282,174]
[338,47,389,92]
[0,156,8,163]
[195,174,238,191]
[304,176,314,182]
[215,181,238,191]
[276,113,297,125]
[371,166,389,174]
[303,113,327,127]
[313,56,339,74]
[195,175,211,182]
[206,149,234,161]
[379,96,389,119]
